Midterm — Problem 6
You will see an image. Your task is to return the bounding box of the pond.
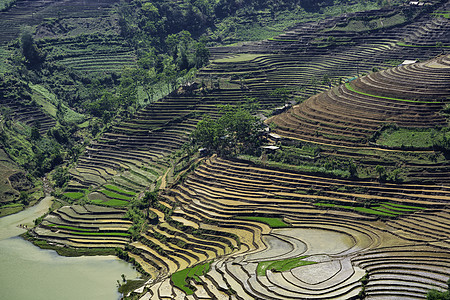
[0,197,140,300]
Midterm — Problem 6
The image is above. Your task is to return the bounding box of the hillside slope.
[2,0,450,299]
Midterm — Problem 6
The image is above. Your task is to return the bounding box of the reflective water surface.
[0,197,139,300]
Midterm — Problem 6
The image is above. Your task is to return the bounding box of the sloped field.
[270,56,450,147]
[32,204,132,249]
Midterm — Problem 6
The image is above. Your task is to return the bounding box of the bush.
[52,167,69,188]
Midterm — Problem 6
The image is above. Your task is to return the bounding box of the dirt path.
[159,166,172,190]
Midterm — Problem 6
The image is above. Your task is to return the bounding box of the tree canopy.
[191,105,263,156]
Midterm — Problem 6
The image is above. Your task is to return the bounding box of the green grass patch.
[397,42,450,48]
[1,203,22,208]
[91,199,129,207]
[171,262,211,295]
[0,204,24,217]
[371,207,403,215]
[238,155,352,179]
[172,268,193,295]
[268,38,297,42]
[346,206,394,216]
[257,256,314,276]
[314,203,395,217]
[319,201,424,216]
[432,12,450,18]
[328,12,406,32]
[376,128,439,148]
[315,203,336,207]
[99,190,133,200]
[237,216,290,228]
[104,184,136,196]
[64,192,84,200]
[118,279,146,295]
[345,82,435,104]
[67,231,130,237]
[47,224,92,232]
[78,121,90,128]
[28,84,85,124]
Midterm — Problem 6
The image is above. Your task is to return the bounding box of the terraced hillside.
[55,57,450,299]
[25,1,450,299]
[130,152,450,299]
[65,1,450,200]
[207,1,450,99]
[121,57,450,298]
[270,55,450,148]
[0,0,119,45]
[32,204,132,249]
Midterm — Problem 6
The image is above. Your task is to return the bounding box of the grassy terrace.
[397,42,450,48]
[99,190,133,200]
[47,224,130,236]
[375,128,450,148]
[314,202,423,217]
[90,199,129,207]
[257,256,315,276]
[236,216,290,228]
[104,184,136,196]
[345,82,436,104]
[63,192,84,200]
[171,261,212,295]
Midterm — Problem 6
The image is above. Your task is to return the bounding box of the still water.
[0,197,139,300]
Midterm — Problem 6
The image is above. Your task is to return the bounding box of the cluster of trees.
[117,0,355,47]
[191,104,263,156]
[427,279,450,300]
[0,77,80,177]
[20,27,45,67]
[124,191,159,240]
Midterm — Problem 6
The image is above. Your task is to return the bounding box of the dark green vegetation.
[190,104,263,156]
[118,279,147,296]
[427,279,450,300]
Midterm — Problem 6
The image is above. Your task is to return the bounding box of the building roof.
[400,60,417,65]
[262,146,280,150]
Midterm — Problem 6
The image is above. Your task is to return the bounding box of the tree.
[427,289,450,300]
[19,191,30,205]
[52,167,69,188]
[270,88,292,104]
[348,161,357,178]
[30,124,41,140]
[155,55,177,92]
[375,165,385,181]
[20,26,43,66]
[194,41,209,68]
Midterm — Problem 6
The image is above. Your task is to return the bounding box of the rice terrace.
[0,0,450,299]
